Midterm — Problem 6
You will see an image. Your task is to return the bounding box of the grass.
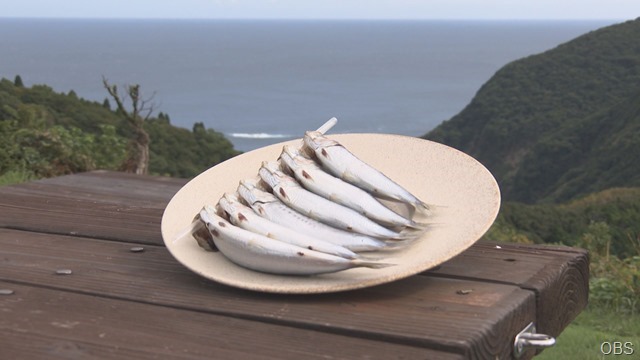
[0,169,36,186]
[537,308,639,359]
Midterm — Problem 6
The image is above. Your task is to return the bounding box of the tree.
[14,75,24,87]
[102,76,155,175]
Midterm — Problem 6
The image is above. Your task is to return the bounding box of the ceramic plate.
[161,134,500,294]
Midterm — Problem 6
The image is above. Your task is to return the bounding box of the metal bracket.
[513,322,556,358]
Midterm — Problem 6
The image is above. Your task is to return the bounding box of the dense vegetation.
[488,188,640,257]
[0,77,239,181]
[146,117,239,177]
[425,18,640,203]
[423,19,640,320]
[485,187,640,314]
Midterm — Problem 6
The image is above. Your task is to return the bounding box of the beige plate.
[161,134,500,294]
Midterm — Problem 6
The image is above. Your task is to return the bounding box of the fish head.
[237,182,257,205]
[223,192,241,203]
[304,131,339,152]
[218,193,239,217]
[191,209,218,252]
[279,147,299,171]
[283,145,315,164]
[281,147,320,179]
[282,145,301,157]
[258,165,278,189]
[200,205,217,225]
[258,161,291,189]
[238,179,277,204]
[261,160,281,172]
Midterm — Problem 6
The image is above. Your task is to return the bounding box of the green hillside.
[485,186,640,317]
[425,18,640,203]
[0,77,239,180]
[424,19,640,318]
[486,187,640,258]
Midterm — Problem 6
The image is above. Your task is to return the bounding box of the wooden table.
[0,171,588,359]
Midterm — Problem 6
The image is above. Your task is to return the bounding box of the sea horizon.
[0,18,617,151]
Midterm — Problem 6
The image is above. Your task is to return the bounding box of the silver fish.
[199,205,391,275]
[258,161,404,239]
[280,145,419,228]
[218,192,359,259]
[237,179,393,252]
[304,130,431,212]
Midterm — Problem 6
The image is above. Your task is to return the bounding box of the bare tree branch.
[102,76,154,175]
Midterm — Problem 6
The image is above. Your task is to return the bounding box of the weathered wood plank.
[3,171,186,204]
[0,282,457,360]
[0,192,164,244]
[34,170,188,201]
[0,183,588,344]
[0,229,536,359]
[425,241,589,340]
[0,172,589,358]
[519,248,589,342]
[0,171,183,244]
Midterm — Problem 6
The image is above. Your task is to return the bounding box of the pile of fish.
[189,118,432,276]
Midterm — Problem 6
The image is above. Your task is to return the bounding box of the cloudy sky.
[2,0,639,20]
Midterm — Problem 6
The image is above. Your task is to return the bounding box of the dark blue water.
[0,19,616,151]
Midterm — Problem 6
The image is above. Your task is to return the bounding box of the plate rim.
[161,133,501,294]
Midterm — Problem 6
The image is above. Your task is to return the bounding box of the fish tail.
[355,253,388,261]
[415,200,449,216]
[381,236,418,249]
[413,200,434,216]
[353,260,396,269]
[381,222,436,243]
[404,218,432,231]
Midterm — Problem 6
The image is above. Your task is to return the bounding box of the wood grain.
[0,171,590,359]
[0,229,536,359]
[425,241,590,342]
[1,282,458,360]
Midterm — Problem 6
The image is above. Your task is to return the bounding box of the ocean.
[0,18,617,151]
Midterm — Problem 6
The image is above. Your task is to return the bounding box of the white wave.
[229,132,292,139]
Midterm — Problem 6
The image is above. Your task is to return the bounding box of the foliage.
[486,187,640,314]
[424,18,640,203]
[10,123,126,177]
[13,75,24,88]
[430,19,640,345]
[146,119,240,178]
[0,168,36,186]
[586,235,640,315]
[0,78,127,177]
[0,76,239,181]
[485,188,640,258]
